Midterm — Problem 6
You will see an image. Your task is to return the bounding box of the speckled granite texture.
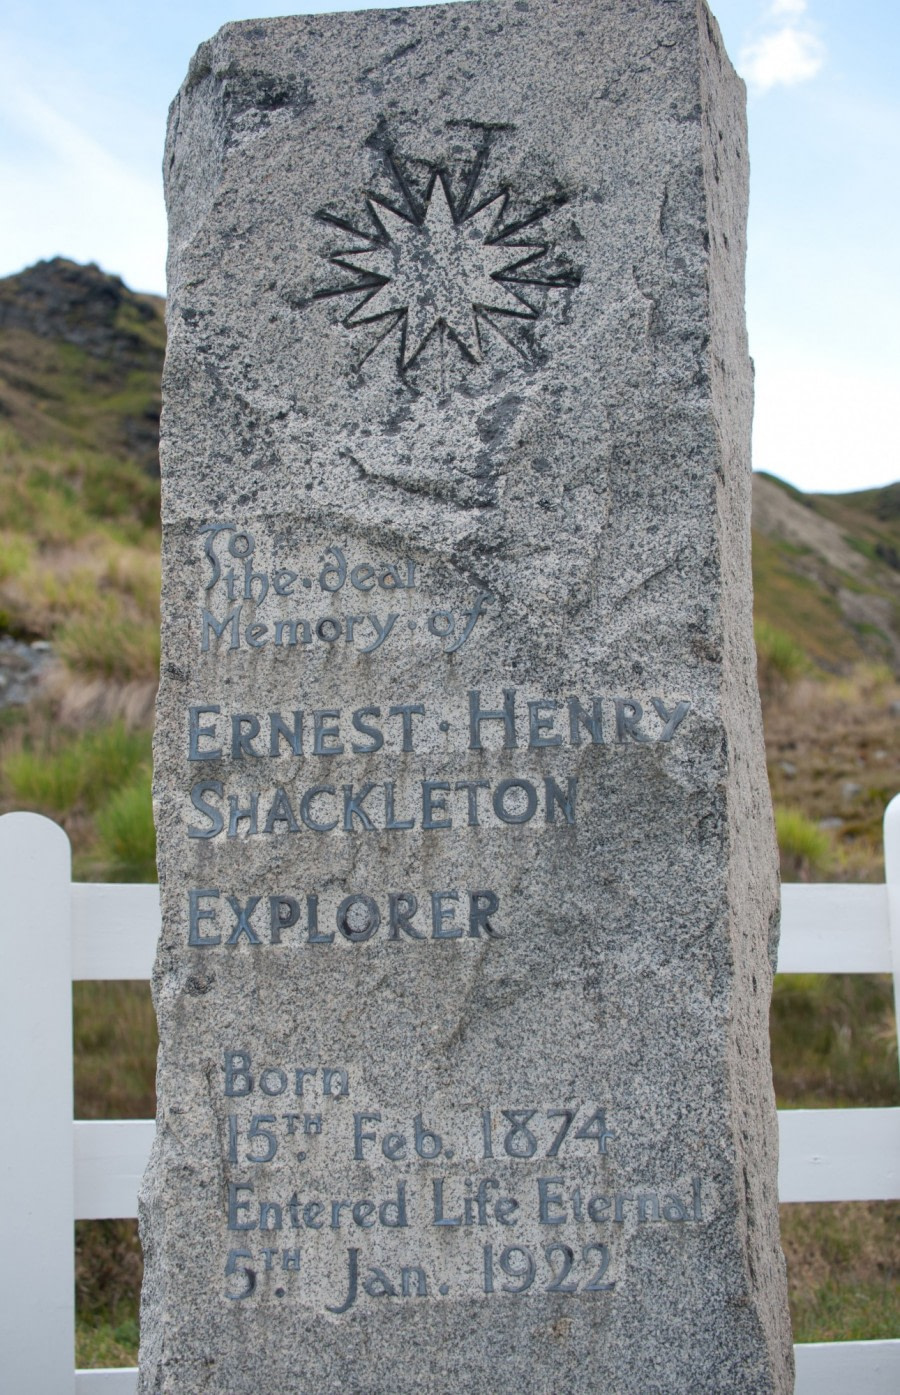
[139,2,793,1390]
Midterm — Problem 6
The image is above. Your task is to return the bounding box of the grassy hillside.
[0,260,896,1362]
[0,259,162,703]
[753,471,900,882]
[0,257,163,471]
[0,261,162,880]
[753,471,900,673]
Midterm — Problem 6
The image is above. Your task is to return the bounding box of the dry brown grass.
[44,671,157,728]
[781,1202,900,1341]
[764,666,900,882]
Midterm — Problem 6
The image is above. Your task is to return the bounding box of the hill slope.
[0,257,164,473]
[753,472,900,672]
[0,260,163,682]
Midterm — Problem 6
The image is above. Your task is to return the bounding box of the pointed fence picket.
[1,798,899,1394]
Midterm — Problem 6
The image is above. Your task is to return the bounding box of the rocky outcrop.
[0,258,159,359]
[0,637,55,708]
[0,258,164,473]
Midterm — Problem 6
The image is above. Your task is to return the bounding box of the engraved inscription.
[179,525,702,1308]
[212,1055,708,1311]
[187,887,502,947]
[196,525,492,656]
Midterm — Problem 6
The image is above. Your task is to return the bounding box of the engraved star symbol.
[313,155,579,373]
[338,177,519,364]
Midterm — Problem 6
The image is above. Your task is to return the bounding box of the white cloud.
[742,27,825,90]
[768,0,808,17]
[740,2,825,94]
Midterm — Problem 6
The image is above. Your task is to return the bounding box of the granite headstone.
[140,1,794,1389]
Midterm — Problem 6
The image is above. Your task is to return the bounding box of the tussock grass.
[823,661,896,707]
[2,722,151,818]
[772,975,899,1109]
[764,669,900,882]
[751,530,862,670]
[781,1202,900,1342]
[76,1217,143,1367]
[0,527,160,681]
[50,674,158,729]
[0,424,160,681]
[3,743,86,814]
[2,722,157,881]
[57,610,160,681]
[0,531,34,580]
[102,545,160,614]
[755,620,807,689]
[93,771,156,881]
[775,806,835,878]
[0,429,159,545]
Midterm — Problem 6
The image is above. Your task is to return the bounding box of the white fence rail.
[1,798,899,1394]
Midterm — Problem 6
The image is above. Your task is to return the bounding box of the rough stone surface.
[0,637,54,709]
[140,1,793,1390]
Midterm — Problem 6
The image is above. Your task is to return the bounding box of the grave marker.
[140,1,794,1389]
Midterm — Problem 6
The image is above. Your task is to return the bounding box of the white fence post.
[885,794,900,1078]
[0,813,76,1394]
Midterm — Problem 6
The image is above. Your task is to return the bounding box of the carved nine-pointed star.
[340,179,516,363]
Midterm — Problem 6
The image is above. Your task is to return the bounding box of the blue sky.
[1,0,897,493]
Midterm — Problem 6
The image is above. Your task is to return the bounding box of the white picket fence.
[1,801,899,1394]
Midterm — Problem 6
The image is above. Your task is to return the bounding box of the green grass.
[74,978,157,1368]
[0,411,160,680]
[0,267,163,477]
[781,1201,900,1343]
[76,1314,141,1370]
[751,530,863,671]
[791,1277,899,1341]
[756,621,807,688]
[0,428,160,679]
[3,723,151,818]
[76,1217,144,1367]
[0,532,34,580]
[57,610,160,681]
[93,771,156,880]
[813,482,900,536]
[775,806,835,878]
[112,295,167,355]
[754,472,811,508]
[0,429,159,543]
[772,975,899,1109]
[74,982,157,1120]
